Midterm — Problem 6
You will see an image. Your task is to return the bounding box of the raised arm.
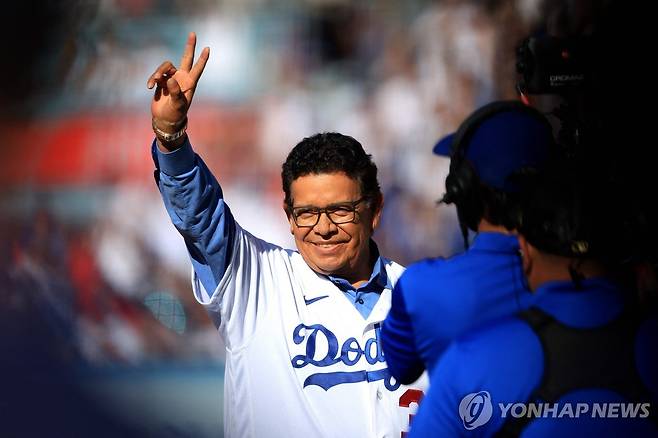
[147,32,209,152]
[148,33,235,298]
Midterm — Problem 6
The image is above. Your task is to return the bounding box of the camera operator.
[406,143,658,437]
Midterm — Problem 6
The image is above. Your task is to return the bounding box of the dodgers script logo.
[291,323,400,391]
[459,391,493,430]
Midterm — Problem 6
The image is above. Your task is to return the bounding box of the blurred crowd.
[1,0,547,368]
[1,201,223,367]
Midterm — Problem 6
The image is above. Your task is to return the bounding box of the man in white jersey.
[147,32,426,438]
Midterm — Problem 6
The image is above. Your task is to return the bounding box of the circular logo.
[459,391,493,430]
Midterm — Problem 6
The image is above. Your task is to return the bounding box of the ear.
[517,234,534,287]
[283,202,294,235]
[370,193,384,231]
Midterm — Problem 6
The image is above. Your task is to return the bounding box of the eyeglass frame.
[289,196,369,228]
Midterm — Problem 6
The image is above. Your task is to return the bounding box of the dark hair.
[478,184,525,229]
[446,156,548,253]
[517,157,630,267]
[520,168,590,257]
[448,169,524,232]
[281,132,381,210]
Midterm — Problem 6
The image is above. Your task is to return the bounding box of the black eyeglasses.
[291,197,367,228]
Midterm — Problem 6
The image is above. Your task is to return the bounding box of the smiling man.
[148,33,425,438]
[281,134,383,288]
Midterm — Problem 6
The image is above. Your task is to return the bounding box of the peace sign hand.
[147,32,209,148]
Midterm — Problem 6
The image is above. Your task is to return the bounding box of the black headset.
[442,100,553,247]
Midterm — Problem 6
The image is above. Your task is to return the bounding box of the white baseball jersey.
[192,222,428,438]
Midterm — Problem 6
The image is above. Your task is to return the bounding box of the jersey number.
[399,389,424,438]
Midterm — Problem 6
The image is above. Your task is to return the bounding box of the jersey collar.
[470,232,520,253]
[327,240,390,293]
[533,277,627,328]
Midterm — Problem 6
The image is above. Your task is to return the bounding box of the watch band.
[152,117,188,143]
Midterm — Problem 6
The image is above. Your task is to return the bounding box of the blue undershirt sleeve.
[151,138,235,294]
[381,280,425,384]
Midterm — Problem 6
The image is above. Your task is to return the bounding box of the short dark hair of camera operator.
[517,157,617,283]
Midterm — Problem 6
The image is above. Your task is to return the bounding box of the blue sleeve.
[151,138,235,294]
[381,279,425,384]
[408,357,464,438]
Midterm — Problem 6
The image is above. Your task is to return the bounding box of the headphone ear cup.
[445,159,482,231]
[443,165,461,204]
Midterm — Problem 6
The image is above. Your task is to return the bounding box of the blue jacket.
[408,277,658,437]
[381,232,535,383]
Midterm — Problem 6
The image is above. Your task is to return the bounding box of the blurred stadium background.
[1,0,548,436]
